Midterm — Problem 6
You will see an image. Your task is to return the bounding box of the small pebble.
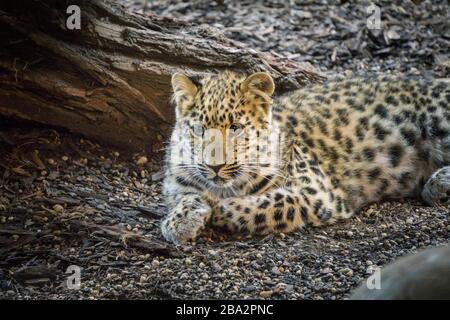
[339,268,354,277]
[136,156,148,166]
[52,204,64,213]
[259,290,273,298]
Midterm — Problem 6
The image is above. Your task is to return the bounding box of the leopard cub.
[161,70,450,244]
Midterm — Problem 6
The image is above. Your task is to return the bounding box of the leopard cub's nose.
[207,164,225,173]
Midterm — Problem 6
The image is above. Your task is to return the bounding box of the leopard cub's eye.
[191,124,204,137]
[229,123,244,136]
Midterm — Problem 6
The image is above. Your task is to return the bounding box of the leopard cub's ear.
[241,72,275,97]
[171,73,198,117]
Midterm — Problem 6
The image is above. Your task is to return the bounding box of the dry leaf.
[12,167,32,177]
[31,150,46,170]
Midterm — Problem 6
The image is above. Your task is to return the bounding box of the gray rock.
[351,246,450,300]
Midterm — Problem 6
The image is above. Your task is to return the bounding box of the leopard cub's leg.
[421,166,450,206]
[211,188,349,235]
[161,193,212,244]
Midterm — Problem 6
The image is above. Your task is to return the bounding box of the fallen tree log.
[0,0,325,152]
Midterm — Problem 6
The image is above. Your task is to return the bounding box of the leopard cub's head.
[168,70,279,192]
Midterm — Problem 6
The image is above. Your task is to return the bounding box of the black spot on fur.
[254,213,266,224]
[286,196,295,205]
[273,210,283,221]
[276,223,287,230]
[374,104,388,118]
[334,129,342,141]
[287,207,295,221]
[368,168,381,181]
[300,206,309,223]
[359,117,369,129]
[314,199,323,214]
[274,201,284,208]
[274,193,284,202]
[399,94,412,104]
[388,144,404,167]
[393,115,403,125]
[330,93,340,101]
[299,176,311,184]
[258,200,271,209]
[430,116,449,138]
[336,197,343,213]
[337,108,350,125]
[399,172,413,188]
[385,95,399,106]
[427,106,437,113]
[287,115,298,126]
[377,178,390,195]
[355,125,365,141]
[363,147,375,161]
[373,124,390,141]
[345,137,354,153]
[304,187,317,195]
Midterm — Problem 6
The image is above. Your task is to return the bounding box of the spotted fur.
[161,71,450,244]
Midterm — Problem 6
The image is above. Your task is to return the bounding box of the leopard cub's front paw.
[160,207,211,245]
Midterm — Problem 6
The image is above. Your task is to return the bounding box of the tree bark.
[0,0,325,152]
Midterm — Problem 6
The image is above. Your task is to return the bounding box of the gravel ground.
[1,0,449,300]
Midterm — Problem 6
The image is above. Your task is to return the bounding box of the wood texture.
[0,0,325,151]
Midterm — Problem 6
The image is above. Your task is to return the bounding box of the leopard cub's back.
[275,76,450,210]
